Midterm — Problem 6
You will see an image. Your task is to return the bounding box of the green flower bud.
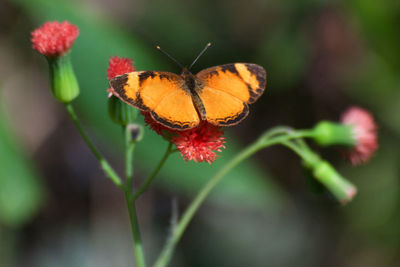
[311,160,356,204]
[48,55,80,103]
[108,96,138,126]
[127,124,144,142]
[303,153,356,204]
[311,121,355,146]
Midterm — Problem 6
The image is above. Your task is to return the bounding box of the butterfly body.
[110,63,266,130]
[179,68,207,120]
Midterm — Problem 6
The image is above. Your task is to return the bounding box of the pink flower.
[107,56,135,80]
[142,113,226,163]
[341,106,378,165]
[31,21,79,57]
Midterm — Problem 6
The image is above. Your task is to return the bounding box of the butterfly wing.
[196,63,266,126]
[196,63,266,104]
[110,71,200,130]
[197,86,249,126]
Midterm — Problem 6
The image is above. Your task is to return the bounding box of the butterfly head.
[180,67,192,76]
[180,67,197,91]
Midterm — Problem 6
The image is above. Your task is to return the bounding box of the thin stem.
[280,140,310,161]
[133,142,174,201]
[123,125,146,267]
[125,126,135,190]
[153,125,330,267]
[64,103,123,188]
[153,127,321,267]
[153,132,289,267]
[259,126,294,140]
[125,195,146,267]
[259,127,313,142]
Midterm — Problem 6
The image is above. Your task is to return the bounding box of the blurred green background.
[0,0,399,266]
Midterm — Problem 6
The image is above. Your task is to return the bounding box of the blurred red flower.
[31,21,79,57]
[341,106,378,165]
[107,56,135,80]
[106,56,136,97]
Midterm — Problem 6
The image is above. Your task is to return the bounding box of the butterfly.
[109,44,266,130]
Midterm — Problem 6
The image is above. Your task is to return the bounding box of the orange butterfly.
[109,44,266,130]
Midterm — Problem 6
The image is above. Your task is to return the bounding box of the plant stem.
[125,194,147,267]
[259,127,313,142]
[154,126,336,267]
[125,126,135,190]
[123,125,146,267]
[64,103,123,188]
[153,131,294,267]
[133,142,174,201]
[280,140,311,161]
[281,140,356,203]
[153,144,261,267]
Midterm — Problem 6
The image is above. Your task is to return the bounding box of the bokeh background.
[1,0,400,266]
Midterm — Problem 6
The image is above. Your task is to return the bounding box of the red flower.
[107,56,135,80]
[341,106,378,165]
[106,56,135,97]
[143,113,226,163]
[171,123,226,164]
[31,21,79,57]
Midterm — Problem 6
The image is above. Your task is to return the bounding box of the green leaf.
[0,102,44,227]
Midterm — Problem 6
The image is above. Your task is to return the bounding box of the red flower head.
[106,56,135,97]
[31,21,79,57]
[171,123,226,164]
[341,106,378,165]
[107,56,135,80]
[143,113,226,164]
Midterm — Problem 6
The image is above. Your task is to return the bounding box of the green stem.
[153,125,355,267]
[125,194,146,267]
[259,127,313,142]
[123,125,146,267]
[133,142,174,201]
[153,130,297,267]
[64,103,123,188]
[280,140,312,162]
[281,140,356,203]
[125,126,135,189]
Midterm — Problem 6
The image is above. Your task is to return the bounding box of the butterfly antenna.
[188,42,211,70]
[156,45,184,69]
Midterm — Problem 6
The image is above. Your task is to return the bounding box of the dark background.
[0,0,399,266]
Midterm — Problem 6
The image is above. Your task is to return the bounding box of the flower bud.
[48,56,80,103]
[106,56,138,125]
[31,21,80,103]
[303,154,356,204]
[311,121,355,146]
[127,124,144,142]
[108,95,138,126]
